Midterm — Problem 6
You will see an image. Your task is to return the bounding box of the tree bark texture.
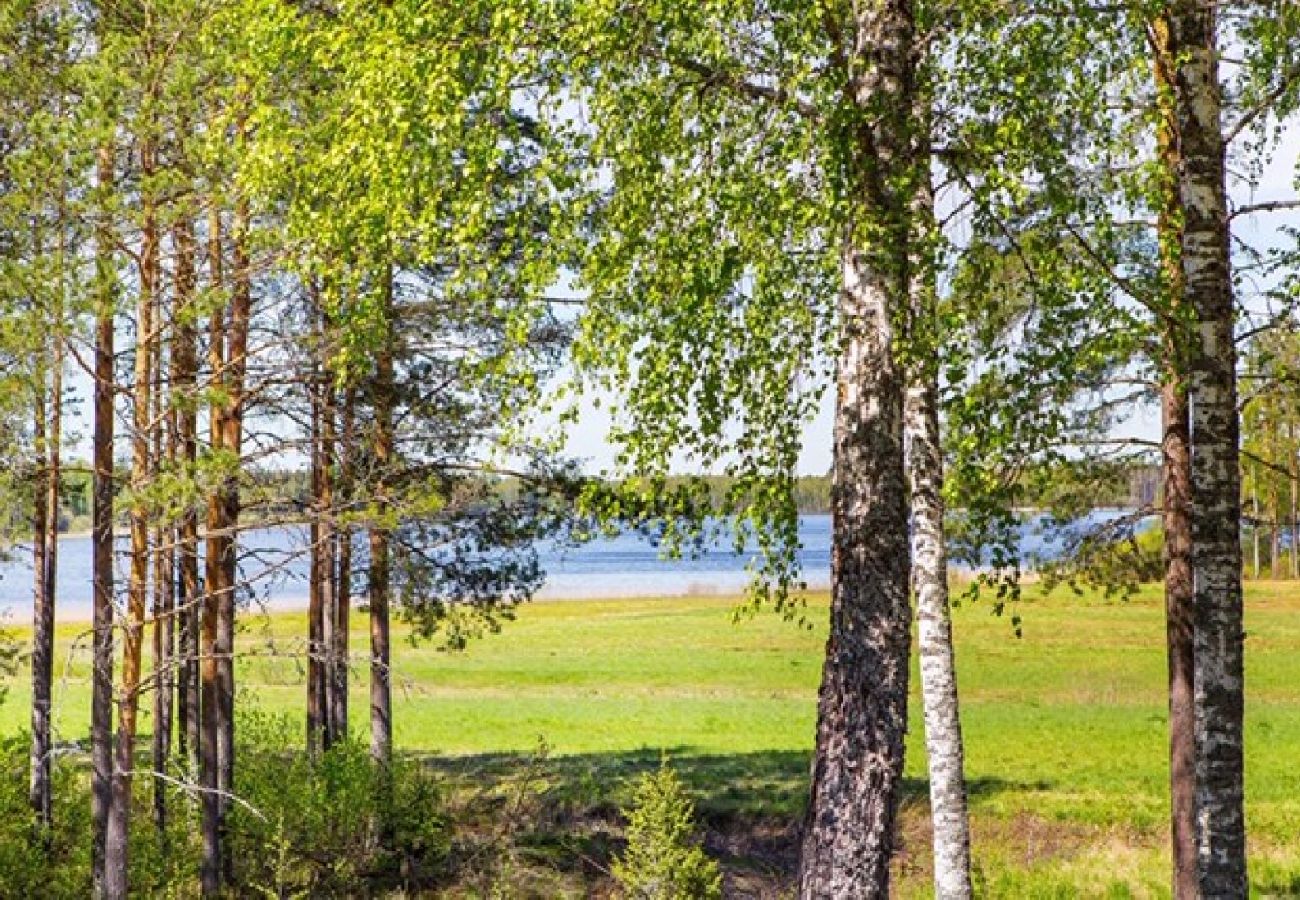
[1169,4,1248,894]
[91,142,116,900]
[798,4,917,895]
[904,177,972,900]
[1152,17,1198,897]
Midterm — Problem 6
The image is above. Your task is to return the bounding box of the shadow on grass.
[420,747,1052,895]
[425,746,1042,815]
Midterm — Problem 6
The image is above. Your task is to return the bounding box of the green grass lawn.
[3,582,1300,896]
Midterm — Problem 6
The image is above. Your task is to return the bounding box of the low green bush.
[612,759,721,900]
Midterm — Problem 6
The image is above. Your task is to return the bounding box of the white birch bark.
[905,167,972,900]
[1169,3,1247,894]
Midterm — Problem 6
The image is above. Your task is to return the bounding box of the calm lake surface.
[0,510,1148,623]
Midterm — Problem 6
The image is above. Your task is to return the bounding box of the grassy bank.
[2,584,1300,896]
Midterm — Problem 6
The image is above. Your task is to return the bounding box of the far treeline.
[2,2,1299,900]
[33,462,1163,527]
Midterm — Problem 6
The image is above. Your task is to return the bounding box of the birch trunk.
[1169,3,1248,893]
[906,375,971,900]
[905,170,971,900]
[798,4,916,895]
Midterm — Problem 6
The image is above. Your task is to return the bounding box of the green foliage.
[0,734,92,898]
[0,731,201,898]
[612,759,722,900]
[229,710,451,896]
[1040,523,1164,600]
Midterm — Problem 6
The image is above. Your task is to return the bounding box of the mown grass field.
[2,582,1299,897]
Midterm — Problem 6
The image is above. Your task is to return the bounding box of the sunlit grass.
[2,581,1299,894]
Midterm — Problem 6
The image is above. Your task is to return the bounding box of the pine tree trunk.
[320,359,338,750]
[91,142,116,900]
[30,210,60,827]
[218,193,252,852]
[105,132,159,899]
[200,207,226,897]
[307,336,325,753]
[30,368,51,829]
[799,7,916,894]
[1169,3,1248,893]
[43,207,64,815]
[905,177,971,900]
[173,212,201,775]
[333,387,356,743]
[25,210,59,828]
[1152,18,1197,895]
[370,268,395,767]
[151,281,174,836]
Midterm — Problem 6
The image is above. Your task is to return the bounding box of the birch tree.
[552,4,929,894]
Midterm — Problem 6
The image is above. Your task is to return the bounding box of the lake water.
[0,510,1150,623]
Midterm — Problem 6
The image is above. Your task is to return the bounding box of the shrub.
[612,760,721,900]
[229,710,451,896]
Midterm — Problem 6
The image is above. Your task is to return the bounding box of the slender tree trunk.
[28,188,67,831]
[30,361,51,829]
[905,369,971,900]
[320,362,338,750]
[151,279,174,836]
[310,299,338,751]
[105,132,159,900]
[1284,426,1294,580]
[1170,4,1248,893]
[173,212,201,775]
[307,332,325,753]
[1162,385,1197,898]
[30,212,60,828]
[1271,481,1282,580]
[333,387,356,743]
[370,267,395,767]
[905,167,971,900]
[91,142,116,900]
[799,6,916,895]
[200,207,226,897]
[308,402,325,750]
[44,211,64,807]
[217,192,252,865]
[1251,484,1260,580]
[1151,19,1197,897]
[26,208,58,828]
